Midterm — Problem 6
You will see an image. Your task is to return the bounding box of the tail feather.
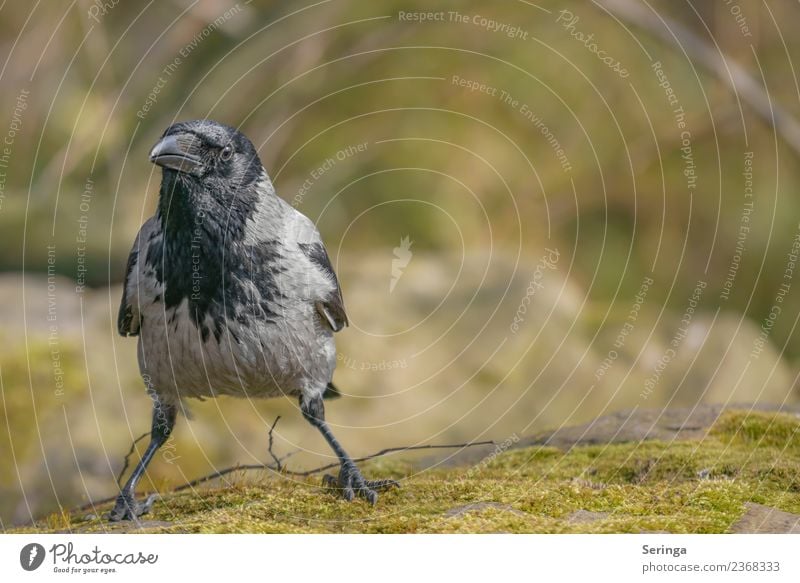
[323,382,341,400]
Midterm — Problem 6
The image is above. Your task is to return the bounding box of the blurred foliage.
[2,0,800,525]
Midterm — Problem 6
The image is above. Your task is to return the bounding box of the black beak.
[149,134,203,174]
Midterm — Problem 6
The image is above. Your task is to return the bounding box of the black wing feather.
[299,241,348,332]
[118,217,158,336]
[117,246,140,336]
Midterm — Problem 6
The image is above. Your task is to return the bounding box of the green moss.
[0,337,88,519]
[12,410,800,534]
[710,410,800,451]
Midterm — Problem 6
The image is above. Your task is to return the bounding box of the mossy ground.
[14,410,800,533]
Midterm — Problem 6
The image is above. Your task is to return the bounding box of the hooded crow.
[110,119,397,521]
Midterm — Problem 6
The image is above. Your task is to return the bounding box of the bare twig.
[79,435,495,511]
[596,0,800,157]
[115,431,149,487]
[172,439,496,491]
[267,415,283,471]
[286,441,497,477]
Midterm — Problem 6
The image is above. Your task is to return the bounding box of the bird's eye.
[220,145,234,161]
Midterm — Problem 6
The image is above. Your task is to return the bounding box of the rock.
[415,404,800,470]
[729,503,800,534]
[566,509,609,523]
[423,443,500,469]
[515,403,800,451]
[444,502,526,518]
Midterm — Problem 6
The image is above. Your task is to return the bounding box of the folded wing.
[298,240,349,332]
[118,217,159,336]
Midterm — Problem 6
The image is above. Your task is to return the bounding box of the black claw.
[108,493,157,522]
[366,478,401,491]
[322,463,399,504]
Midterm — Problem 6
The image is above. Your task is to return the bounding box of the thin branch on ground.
[115,431,149,487]
[79,420,495,512]
[172,439,495,492]
[267,415,283,471]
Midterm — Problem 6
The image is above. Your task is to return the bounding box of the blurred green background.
[2,0,800,526]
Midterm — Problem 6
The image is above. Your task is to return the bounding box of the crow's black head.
[150,119,263,192]
[150,119,268,240]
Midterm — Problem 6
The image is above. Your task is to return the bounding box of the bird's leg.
[300,394,398,504]
[109,400,177,521]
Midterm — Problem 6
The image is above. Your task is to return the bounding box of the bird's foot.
[323,461,399,504]
[108,492,157,522]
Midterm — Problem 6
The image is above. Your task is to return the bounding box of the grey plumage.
[120,179,338,402]
[110,120,395,521]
